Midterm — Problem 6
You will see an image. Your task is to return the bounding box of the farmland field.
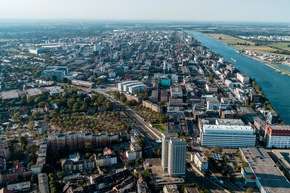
[208,33,290,56]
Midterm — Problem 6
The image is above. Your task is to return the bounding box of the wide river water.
[186,31,290,124]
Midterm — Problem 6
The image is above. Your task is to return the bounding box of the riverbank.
[238,53,290,76]
[207,33,290,67]
[187,31,290,124]
[240,52,290,67]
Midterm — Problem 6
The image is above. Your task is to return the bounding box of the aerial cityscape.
[1,1,290,193]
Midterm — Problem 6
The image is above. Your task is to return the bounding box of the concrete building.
[47,133,119,151]
[71,80,95,89]
[0,90,19,100]
[137,176,150,193]
[200,124,255,148]
[26,88,43,96]
[29,48,46,55]
[93,44,102,54]
[0,162,32,184]
[265,125,290,148]
[161,78,171,87]
[192,153,208,172]
[205,83,218,93]
[161,133,179,172]
[142,100,162,113]
[170,85,183,98]
[46,66,68,74]
[125,150,142,161]
[0,187,13,193]
[165,137,186,177]
[42,69,66,81]
[0,137,10,159]
[160,89,169,102]
[241,166,256,183]
[161,133,186,176]
[0,158,6,171]
[240,147,290,193]
[38,173,49,193]
[42,66,68,81]
[237,73,250,84]
[45,86,64,96]
[118,81,138,91]
[272,149,290,179]
[161,135,171,172]
[123,93,142,103]
[215,118,245,126]
[184,187,199,193]
[7,181,31,192]
[206,99,220,110]
[95,155,117,167]
[112,176,135,193]
[118,81,148,94]
[163,184,179,193]
[144,158,185,190]
[114,66,126,77]
[129,84,148,94]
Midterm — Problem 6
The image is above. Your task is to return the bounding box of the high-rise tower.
[161,133,186,177]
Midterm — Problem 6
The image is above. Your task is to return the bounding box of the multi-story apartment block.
[47,133,119,151]
[0,137,10,159]
[38,173,49,193]
[265,125,290,148]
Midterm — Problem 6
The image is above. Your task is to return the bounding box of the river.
[186,31,290,124]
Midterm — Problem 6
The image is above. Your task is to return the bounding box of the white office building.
[161,135,171,171]
[200,124,255,147]
[206,99,220,110]
[192,153,208,172]
[117,81,148,94]
[128,85,147,94]
[118,81,136,91]
[237,73,250,84]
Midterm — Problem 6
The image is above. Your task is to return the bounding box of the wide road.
[186,169,227,193]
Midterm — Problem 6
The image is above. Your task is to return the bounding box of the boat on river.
[231,58,237,62]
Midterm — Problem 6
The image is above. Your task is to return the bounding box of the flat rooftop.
[171,86,182,92]
[0,90,19,99]
[216,118,245,126]
[241,148,290,193]
[45,86,64,94]
[26,88,42,96]
[203,125,254,134]
[273,149,290,171]
[239,107,256,115]
[170,138,186,143]
[242,166,254,176]
[269,125,290,131]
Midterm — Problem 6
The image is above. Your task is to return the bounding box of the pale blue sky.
[0,0,289,22]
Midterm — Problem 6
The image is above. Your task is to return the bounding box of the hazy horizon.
[0,0,290,23]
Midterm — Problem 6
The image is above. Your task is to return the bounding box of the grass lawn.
[268,42,290,52]
[153,124,166,134]
[235,45,276,53]
[208,33,290,57]
[207,33,254,45]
